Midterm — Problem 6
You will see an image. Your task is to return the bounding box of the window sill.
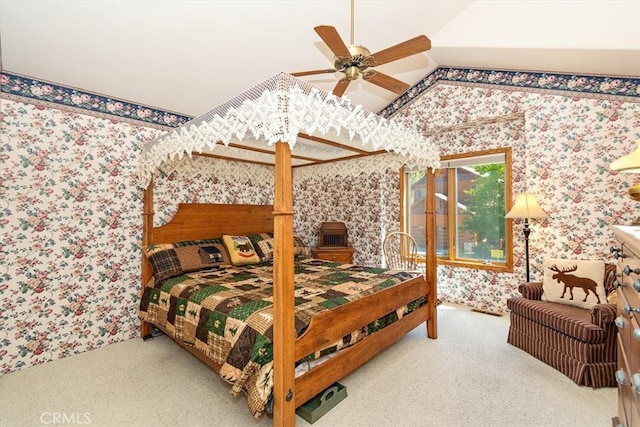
[431,258,513,273]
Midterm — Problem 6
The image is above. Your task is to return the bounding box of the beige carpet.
[0,303,616,426]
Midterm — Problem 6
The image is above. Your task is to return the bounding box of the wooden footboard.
[294,304,429,406]
[293,274,432,406]
[295,275,430,360]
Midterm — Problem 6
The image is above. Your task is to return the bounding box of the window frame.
[401,147,513,273]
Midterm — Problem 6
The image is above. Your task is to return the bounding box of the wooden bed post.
[426,168,438,339]
[272,142,296,426]
[141,181,154,339]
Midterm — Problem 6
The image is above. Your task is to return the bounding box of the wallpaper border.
[2,67,639,126]
[1,72,192,130]
[378,67,640,118]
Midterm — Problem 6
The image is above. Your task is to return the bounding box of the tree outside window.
[458,163,506,262]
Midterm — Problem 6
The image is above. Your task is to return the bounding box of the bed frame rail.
[294,304,429,406]
[295,275,429,360]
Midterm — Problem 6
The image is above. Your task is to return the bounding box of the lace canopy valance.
[138,72,440,187]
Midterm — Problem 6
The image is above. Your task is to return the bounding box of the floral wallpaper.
[2,67,639,374]
[151,156,275,226]
[0,100,158,374]
[293,154,401,267]
[393,84,640,313]
[0,102,275,375]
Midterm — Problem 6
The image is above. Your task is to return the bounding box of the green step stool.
[296,382,347,424]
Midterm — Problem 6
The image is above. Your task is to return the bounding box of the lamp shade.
[611,140,640,173]
[505,192,548,219]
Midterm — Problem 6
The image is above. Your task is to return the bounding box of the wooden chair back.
[383,231,419,270]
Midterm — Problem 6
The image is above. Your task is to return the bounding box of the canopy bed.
[137,73,440,425]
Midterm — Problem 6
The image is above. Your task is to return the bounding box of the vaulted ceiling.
[1,1,639,118]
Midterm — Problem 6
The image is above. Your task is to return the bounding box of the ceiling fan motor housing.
[334,45,375,80]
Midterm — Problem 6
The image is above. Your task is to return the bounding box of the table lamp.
[610,140,640,225]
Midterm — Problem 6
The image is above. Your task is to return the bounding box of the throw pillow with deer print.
[541,259,607,309]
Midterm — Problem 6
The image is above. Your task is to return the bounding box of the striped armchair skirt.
[506,264,617,388]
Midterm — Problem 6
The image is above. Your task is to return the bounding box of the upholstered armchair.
[507,263,617,388]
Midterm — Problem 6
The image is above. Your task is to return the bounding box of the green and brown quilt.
[139,258,424,418]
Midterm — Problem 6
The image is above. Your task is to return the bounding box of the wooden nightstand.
[311,247,355,263]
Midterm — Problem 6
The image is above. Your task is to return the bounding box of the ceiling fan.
[291,0,431,97]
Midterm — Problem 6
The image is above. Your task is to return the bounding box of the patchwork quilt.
[138,258,425,418]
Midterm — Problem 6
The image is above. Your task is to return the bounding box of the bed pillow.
[246,232,309,261]
[294,234,310,259]
[222,235,262,265]
[541,259,606,309]
[144,238,230,282]
[256,238,275,261]
[248,232,274,261]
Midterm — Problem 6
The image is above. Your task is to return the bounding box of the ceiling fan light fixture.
[345,66,360,81]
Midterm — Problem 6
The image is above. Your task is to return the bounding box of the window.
[402,148,513,272]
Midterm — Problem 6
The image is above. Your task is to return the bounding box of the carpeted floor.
[0,303,616,426]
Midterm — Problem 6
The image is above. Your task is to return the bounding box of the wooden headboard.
[141,202,274,287]
[151,203,274,244]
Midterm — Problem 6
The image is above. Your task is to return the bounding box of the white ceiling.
[1,0,639,118]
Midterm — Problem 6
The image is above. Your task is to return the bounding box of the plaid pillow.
[255,238,275,261]
[144,238,230,282]
[248,232,274,261]
[244,232,309,261]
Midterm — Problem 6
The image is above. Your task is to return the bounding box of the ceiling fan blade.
[314,25,352,59]
[333,79,351,97]
[369,35,431,66]
[290,69,336,77]
[363,71,410,94]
